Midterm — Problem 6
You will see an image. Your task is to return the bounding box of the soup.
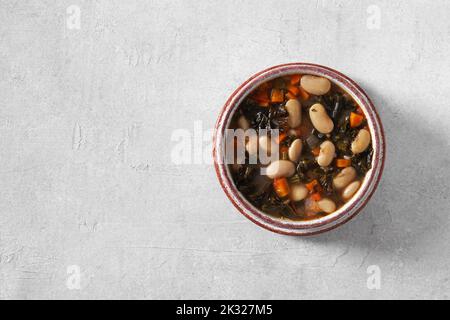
[228,74,373,221]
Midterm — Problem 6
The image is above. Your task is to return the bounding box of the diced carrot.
[285,92,296,100]
[287,85,300,96]
[273,178,290,198]
[350,112,364,128]
[253,98,270,107]
[311,192,322,201]
[290,74,301,85]
[298,87,310,101]
[276,132,287,144]
[336,158,352,168]
[305,179,318,192]
[270,88,284,103]
[312,147,320,157]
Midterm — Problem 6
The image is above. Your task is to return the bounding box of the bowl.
[213,63,385,235]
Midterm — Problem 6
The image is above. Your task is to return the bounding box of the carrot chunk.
[273,178,290,198]
[290,74,301,85]
[287,85,300,97]
[298,87,310,101]
[311,147,320,157]
[350,112,364,128]
[305,179,318,192]
[311,192,322,201]
[276,132,287,144]
[270,88,284,103]
[286,91,296,100]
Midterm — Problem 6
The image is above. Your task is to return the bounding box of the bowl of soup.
[213,63,385,235]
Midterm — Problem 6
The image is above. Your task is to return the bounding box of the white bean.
[351,129,371,154]
[333,167,357,190]
[290,183,308,202]
[317,140,335,167]
[265,160,295,179]
[309,103,334,134]
[317,198,336,213]
[300,75,331,95]
[342,180,361,201]
[288,139,303,162]
[285,99,302,128]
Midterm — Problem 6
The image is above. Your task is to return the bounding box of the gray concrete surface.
[0,0,449,299]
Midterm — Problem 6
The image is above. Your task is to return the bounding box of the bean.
[300,75,331,95]
[317,198,336,213]
[309,103,334,134]
[285,99,302,128]
[351,128,371,154]
[317,140,335,167]
[265,160,295,179]
[290,183,308,202]
[333,166,356,190]
[342,180,361,201]
[288,139,303,162]
[238,115,250,130]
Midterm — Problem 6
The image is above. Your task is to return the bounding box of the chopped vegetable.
[305,179,318,192]
[287,85,300,97]
[350,112,364,128]
[336,158,352,168]
[312,147,320,157]
[277,132,287,144]
[290,74,301,85]
[298,87,310,101]
[286,92,296,100]
[273,178,290,198]
[311,192,322,201]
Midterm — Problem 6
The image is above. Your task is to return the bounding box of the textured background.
[0,0,449,299]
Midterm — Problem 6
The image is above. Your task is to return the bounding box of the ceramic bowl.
[213,63,385,235]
